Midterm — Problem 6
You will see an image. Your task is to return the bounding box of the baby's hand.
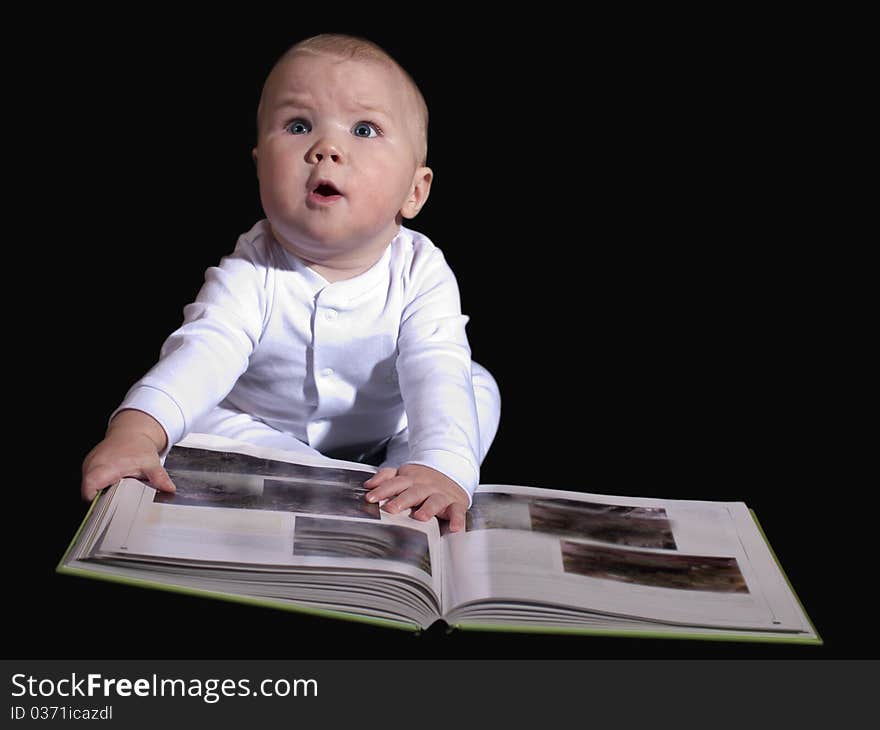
[81,410,177,501]
[363,464,469,532]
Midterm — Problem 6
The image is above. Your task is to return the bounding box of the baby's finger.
[145,463,177,494]
[365,475,413,503]
[364,467,397,489]
[81,464,121,502]
[411,493,451,522]
[383,484,431,515]
[442,502,467,533]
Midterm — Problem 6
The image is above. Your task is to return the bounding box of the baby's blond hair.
[256,33,429,166]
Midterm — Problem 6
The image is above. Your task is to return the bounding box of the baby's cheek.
[362,164,412,214]
[359,185,400,222]
[259,172,293,214]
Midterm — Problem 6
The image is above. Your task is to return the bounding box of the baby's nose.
[308,139,342,164]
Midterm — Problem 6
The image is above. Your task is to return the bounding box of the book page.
[93,434,443,598]
[441,484,810,633]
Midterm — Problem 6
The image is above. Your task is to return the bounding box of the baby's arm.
[366,243,479,531]
[81,235,271,501]
[81,236,271,500]
[81,409,177,501]
[118,238,270,451]
[364,465,468,532]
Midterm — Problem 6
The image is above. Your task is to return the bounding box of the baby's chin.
[268,218,395,261]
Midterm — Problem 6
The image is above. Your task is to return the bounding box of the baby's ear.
[251,147,259,168]
[400,167,433,219]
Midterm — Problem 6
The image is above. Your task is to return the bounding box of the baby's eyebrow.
[274,95,392,120]
[351,100,393,118]
[274,95,314,111]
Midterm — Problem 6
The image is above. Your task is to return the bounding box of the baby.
[80,33,500,532]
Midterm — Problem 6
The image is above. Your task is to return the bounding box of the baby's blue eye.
[352,122,380,138]
[286,119,311,135]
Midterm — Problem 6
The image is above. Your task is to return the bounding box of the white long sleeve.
[390,245,480,498]
[115,233,273,450]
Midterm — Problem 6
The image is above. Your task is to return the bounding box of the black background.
[9,10,869,661]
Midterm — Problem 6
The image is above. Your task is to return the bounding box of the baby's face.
[253,52,429,270]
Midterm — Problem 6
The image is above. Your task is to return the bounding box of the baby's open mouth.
[313,183,341,197]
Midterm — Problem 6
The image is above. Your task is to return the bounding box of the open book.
[59,434,819,644]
